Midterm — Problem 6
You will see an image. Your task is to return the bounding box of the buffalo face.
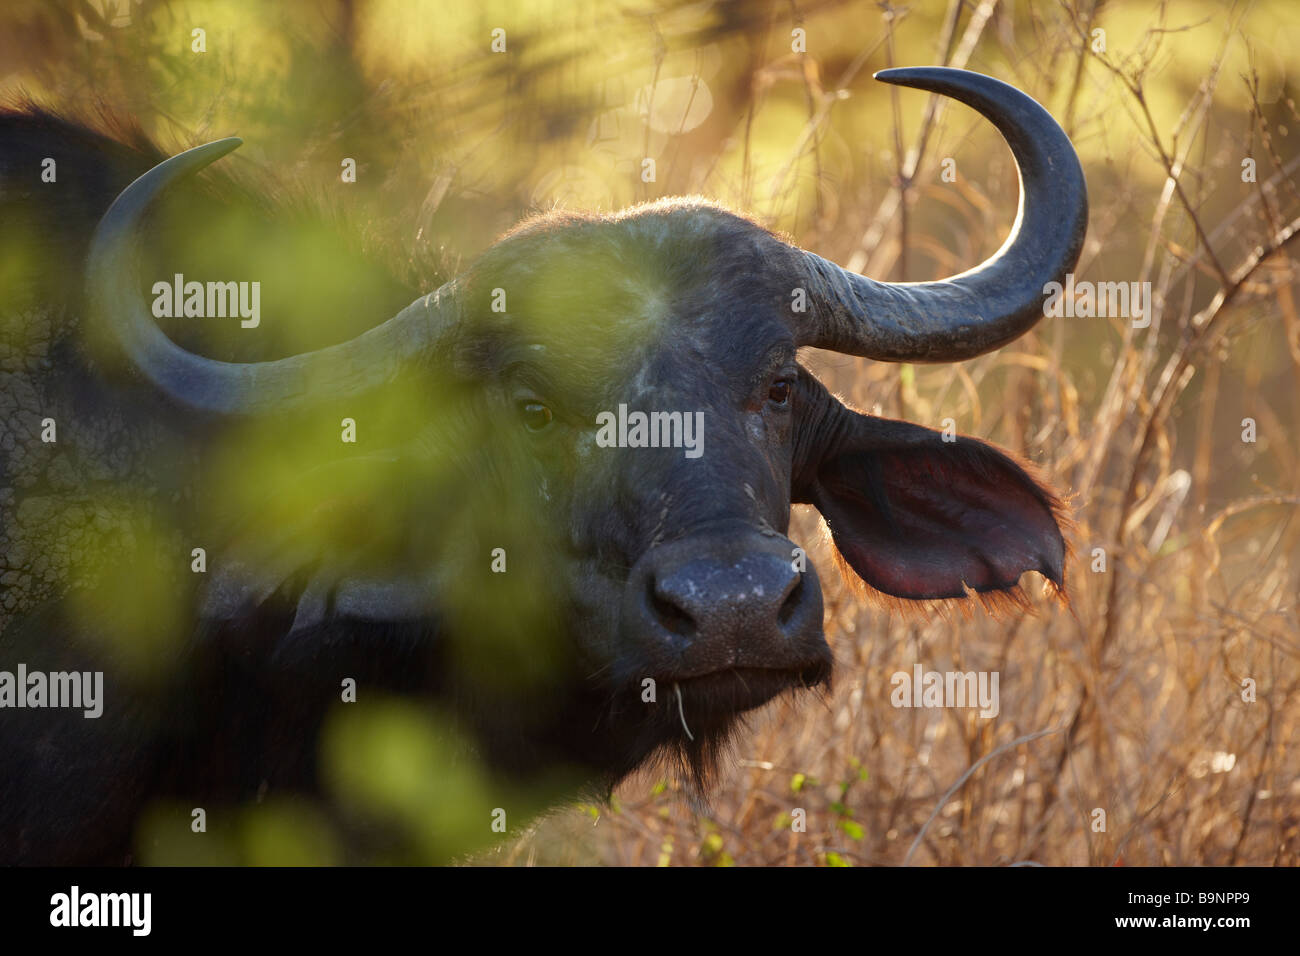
[455,205,837,779]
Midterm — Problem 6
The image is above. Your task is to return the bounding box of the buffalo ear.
[796,408,1067,602]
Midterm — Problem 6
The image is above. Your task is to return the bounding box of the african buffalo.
[0,67,1085,864]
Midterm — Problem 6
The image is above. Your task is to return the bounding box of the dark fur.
[0,109,1066,864]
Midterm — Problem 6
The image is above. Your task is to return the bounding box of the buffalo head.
[82,67,1085,790]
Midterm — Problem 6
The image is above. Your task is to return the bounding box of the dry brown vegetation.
[485,1,1300,867]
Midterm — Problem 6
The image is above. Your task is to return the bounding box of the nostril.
[777,572,803,627]
[649,576,696,638]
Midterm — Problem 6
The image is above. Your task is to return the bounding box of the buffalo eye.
[518,400,554,432]
[768,379,792,407]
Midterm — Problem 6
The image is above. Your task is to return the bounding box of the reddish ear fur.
[802,412,1067,603]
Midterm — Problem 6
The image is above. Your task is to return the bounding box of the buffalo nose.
[624,534,825,677]
[652,552,803,639]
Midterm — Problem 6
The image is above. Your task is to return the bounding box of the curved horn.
[86,138,460,415]
[795,67,1087,362]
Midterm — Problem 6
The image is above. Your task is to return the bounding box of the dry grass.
[482,1,1300,867]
